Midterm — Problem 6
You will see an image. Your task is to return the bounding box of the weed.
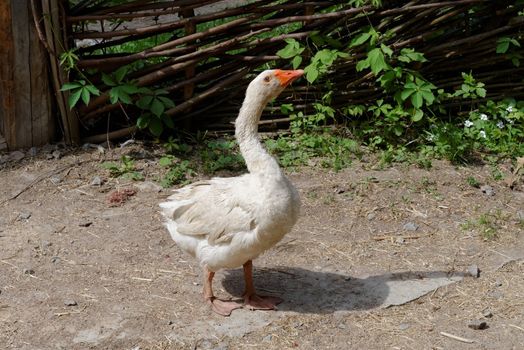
[102,155,143,181]
[467,176,481,188]
[461,210,510,240]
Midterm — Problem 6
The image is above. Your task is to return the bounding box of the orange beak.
[275,69,304,87]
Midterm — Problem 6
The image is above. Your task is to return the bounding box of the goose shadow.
[221,267,463,314]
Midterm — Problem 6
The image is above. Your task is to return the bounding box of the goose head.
[246,69,304,103]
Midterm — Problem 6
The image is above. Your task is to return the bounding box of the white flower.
[497,121,504,129]
[480,113,488,121]
[506,106,514,112]
[427,134,435,142]
[464,120,474,127]
[479,130,486,138]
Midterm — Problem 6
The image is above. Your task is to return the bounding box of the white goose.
[160,69,303,316]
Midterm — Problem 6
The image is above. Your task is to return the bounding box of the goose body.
[160,69,303,315]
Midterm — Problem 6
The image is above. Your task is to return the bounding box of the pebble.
[467,264,480,278]
[90,176,103,186]
[480,185,495,196]
[494,279,503,287]
[52,150,62,159]
[18,212,32,221]
[23,268,35,275]
[262,335,273,342]
[366,212,376,221]
[395,237,406,244]
[50,175,62,185]
[134,181,163,193]
[79,221,93,227]
[399,323,410,330]
[468,319,488,330]
[403,222,419,231]
[482,309,493,318]
[28,147,38,157]
[9,151,25,162]
[64,299,78,306]
[51,256,60,263]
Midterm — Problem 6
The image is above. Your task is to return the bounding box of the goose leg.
[203,266,241,316]
[242,260,283,310]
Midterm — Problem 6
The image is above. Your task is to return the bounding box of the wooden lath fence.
[31,0,524,143]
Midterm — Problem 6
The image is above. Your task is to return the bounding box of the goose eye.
[263,76,271,82]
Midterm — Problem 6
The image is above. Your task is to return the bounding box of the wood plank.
[0,0,15,144]
[29,1,54,145]
[12,0,33,148]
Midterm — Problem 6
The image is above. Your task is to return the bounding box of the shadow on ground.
[222,267,463,314]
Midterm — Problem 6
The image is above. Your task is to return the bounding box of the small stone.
[517,210,524,221]
[23,268,35,275]
[18,212,32,220]
[262,335,273,342]
[399,323,410,330]
[79,221,92,227]
[52,150,62,159]
[90,176,103,186]
[468,319,488,330]
[366,212,376,221]
[9,151,25,162]
[28,147,38,157]
[482,309,493,318]
[50,175,62,185]
[64,299,77,306]
[168,320,174,325]
[134,181,162,193]
[51,256,60,263]
[467,265,480,278]
[480,185,495,196]
[395,237,406,244]
[403,222,419,231]
[337,323,347,329]
[293,322,303,329]
[488,290,504,299]
[494,279,503,287]
[41,240,52,248]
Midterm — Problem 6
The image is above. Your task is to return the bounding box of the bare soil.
[1,143,523,350]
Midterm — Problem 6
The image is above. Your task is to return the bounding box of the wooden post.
[0,0,55,150]
[181,8,196,130]
[42,0,80,145]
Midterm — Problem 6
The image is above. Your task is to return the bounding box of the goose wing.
[160,177,257,245]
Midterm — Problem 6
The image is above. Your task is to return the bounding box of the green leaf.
[292,55,302,69]
[350,32,371,47]
[60,82,82,91]
[148,118,163,137]
[68,89,82,109]
[356,58,370,72]
[101,73,116,87]
[163,116,175,129]
[421,90,435,105]
[367,48,388,75]
[496,41,510,54]
[304,65,319,83]
[158,96,175,108]
[136,95,153,109]
[136,115,149,129]
[159,157,173,167]
[411,92,423,109]
[151,98,165,117]
[400,88,415,101]
[114,66,129,83]
[412,109,424,122]
[476,87,486,98]
[80,87,91,105]
[85,84,100,96]
[380,44,393,57]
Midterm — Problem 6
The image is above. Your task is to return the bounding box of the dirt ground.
[0,143,523,350]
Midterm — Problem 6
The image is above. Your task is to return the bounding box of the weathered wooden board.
[0,0,54,150]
